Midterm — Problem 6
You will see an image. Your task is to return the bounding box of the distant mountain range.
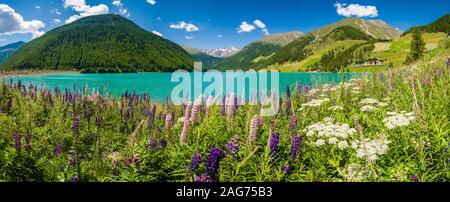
[0,41,25,64]
[214,32,304,70]
[1,14,193,72]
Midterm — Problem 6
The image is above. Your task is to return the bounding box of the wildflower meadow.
[0,58,449,182]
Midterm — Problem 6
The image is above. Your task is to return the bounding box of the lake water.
[4,72,364,102]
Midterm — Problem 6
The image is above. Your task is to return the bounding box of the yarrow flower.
[299,98,330,110]
[303,118,357,147]
[226,135,240,155]
[328,105,343,111]
[360,105,375,112]
[352,135,390,162]
[383,111,416,129]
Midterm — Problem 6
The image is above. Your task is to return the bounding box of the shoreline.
[0,70,80,78]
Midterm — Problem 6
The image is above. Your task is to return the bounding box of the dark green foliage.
[214,42,282,70]
[0,41,25,64]
[404,14,450,35]
[319,42,373,72]
[326,26,374,41]
[192,53,223,70]
[405,30,426,64]
[1,14,193,72]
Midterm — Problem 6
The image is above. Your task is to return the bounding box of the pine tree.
[406,29,426,64]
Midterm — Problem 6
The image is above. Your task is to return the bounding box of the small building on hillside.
[355,58,384,67]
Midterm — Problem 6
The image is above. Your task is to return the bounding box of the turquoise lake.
[4,72,364,102]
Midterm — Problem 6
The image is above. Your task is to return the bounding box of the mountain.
[182,45,223,69]
[0,41,26,64]
[404,14,450,35]
[199,47,241,58]
[1,14,193,72]
[313,18,402,41]
[259,26,374,68]
[214,32,303,70]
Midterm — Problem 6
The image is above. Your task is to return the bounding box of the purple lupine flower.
[286,98,292,117]
[165,112,174,130]
[13,134,21,151]
[188,152,201,172]
[269,132,280,163]
[95,116,101,128]
[290,136,303,161]
[71,176,79,182]
[248,115,263,145]
[410,175,418,182]
[190,97,202,123]
[54,143,62,157]
[290,116,298,134]
[69,157,76,168]
[286,85,291,98]
[221,96,226,116]
[297,81,302,95]
[282,163,291,174]
[7,97,12,112]
[205,147,224,181]
[160,138,167,148]
[149,137,158,150]
[226,135,240,155]
[195,174,214,182]
[72,117,80,134]
[25,132,32,152]
[447,57,450,67]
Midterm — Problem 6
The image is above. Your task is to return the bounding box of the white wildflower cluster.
[383,111,415,129]
[300,98,330,110]
[359,98,389,112]
[303,118,357,149]
[328,105,344,111]
[351,135,390,162]
[340,163,369,182]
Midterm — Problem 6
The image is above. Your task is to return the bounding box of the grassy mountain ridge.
[0,41,26,64]
[1,14,193,72]
[404,14,450,35]
[313,18,402,41]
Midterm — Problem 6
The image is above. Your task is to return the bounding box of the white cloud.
[185,36,194,40]
[237,21,255,33]
[217,34,223,38]
[35,6,41,9]
[0,4,46,38]
[170,21,199,32]
[51,9,62,15]
[64,0,109,24]
[147,0,157,5]
[253,19,269,35]
[112,0,129,17]
[0,38,6,42]
[52,19,61,24]
[152,30,163,37]
[335,2,378,18]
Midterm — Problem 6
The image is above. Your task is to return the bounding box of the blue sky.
[0,0,449,48]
